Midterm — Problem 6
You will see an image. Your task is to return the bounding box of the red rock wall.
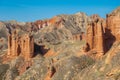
[85,11,120,56]
[106,14,120,41]
[86,17,105,55]
[7,31,34,61]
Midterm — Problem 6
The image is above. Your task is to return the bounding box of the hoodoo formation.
[85,15,105,57]
[8,30,34,61]
[85,9,120,57]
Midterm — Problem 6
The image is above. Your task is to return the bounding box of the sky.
[0,0,120,22]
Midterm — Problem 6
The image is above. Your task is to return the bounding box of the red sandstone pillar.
[8,34,12,56]
[86,24,94,50]
[96,21,104,55]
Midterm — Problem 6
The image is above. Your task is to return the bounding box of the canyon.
[0,7,120,80]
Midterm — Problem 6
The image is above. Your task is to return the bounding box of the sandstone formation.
[3,30,35,76]
[104,7,120,52]
[34,16,63,30]
[106,7,120,41]
[8,30,34,61]
[85,15,105,57]
[85,7,120,58]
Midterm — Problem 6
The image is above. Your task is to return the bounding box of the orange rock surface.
[106,11,120,41]
[7,30,34,61]
[85,15,105,57]
[34,16,63,29]
[85,10,120,58]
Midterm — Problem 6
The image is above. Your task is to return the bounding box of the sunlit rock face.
[85,7,120,57]
[85,15,105,57]
[106,7,120,41]
[8,30,34,61]
[34,16,63,30]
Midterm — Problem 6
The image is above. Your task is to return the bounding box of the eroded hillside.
[0,7,120,80]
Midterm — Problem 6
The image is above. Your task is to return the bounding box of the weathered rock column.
[22,34,34,60]
[8,34,12,56]
[11,32,17,57]
[96,21,104,55]
[85,15,105,56]
[27,35,34,58]
[86,23,94,50]
[7,31,34,60]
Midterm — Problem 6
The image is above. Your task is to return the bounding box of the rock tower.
[8,30,34,60]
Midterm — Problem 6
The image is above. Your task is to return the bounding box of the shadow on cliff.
[34,43,50,57]
[104,28,116,53]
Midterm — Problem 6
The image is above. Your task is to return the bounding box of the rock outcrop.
[34,16,63,30]
[85,15,105,57]
[73,42,120,80]
[85,9,120,57]
[106,7,120,41]
[104,7,120,52]
[7,30,34,61]
[34,13,90,45]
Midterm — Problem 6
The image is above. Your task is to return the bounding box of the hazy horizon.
[0,0,120,22]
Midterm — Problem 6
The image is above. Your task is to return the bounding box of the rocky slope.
[0,7,120,80]
[73,41,120,80]
[33,12,89,44]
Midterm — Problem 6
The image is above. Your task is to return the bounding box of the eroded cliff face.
[7,30,34,61]
[1,30,35,77]
[106,7,120,41]
[85,8,120,58]
[72,8,120,80]
[85,15,105,58]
